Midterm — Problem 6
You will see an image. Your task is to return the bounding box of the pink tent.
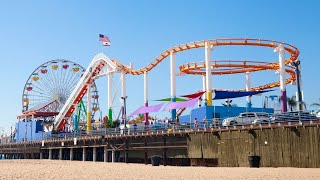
[128,103,164,117]
[163,98,199,111]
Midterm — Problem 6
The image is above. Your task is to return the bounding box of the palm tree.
[311,99,320,114]
[222,99,237,107]
[311,98,320,108]
[287,95,296,111]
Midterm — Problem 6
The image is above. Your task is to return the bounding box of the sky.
[0,0,319,134]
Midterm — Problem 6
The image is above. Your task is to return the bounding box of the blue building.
[179,105,274,123]
[15,121,51,142]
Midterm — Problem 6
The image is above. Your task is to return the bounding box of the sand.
[0,160,319,180]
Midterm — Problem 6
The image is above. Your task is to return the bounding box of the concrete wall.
[187,126,320,168]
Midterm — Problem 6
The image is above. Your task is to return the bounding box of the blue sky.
[0,1,319,133]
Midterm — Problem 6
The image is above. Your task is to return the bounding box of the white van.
[222,112,270,126]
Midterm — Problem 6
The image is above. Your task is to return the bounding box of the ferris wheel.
[22,59,100,119]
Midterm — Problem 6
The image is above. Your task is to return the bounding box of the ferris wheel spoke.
[61,62,71,91]
[64,70,79,93]
[60,74,78,98]
[48,66,60,94]
[33,78,56,96]
[57,63,67,93]
[26,94,52,99]
[28,90,51,100]
[38,73,54,97]
[64,70,81,93]
[32,83,54,97]
[40,70,59,96]
[55,67,68,97]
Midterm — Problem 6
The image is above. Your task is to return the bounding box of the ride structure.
[16,38,301,138]
[53,54,125,132]
[15,60,100,142]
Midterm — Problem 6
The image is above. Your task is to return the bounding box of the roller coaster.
[17,38,300,134]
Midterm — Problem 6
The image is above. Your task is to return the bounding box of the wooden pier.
[1,122,320,168]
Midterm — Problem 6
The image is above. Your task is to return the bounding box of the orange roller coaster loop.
[179,60,296,91]
[111,38,299,75]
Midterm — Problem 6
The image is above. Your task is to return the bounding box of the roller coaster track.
[179,60,296,91]
[54,54,119,130]
[112,38,299,75]
[54,38,299,131]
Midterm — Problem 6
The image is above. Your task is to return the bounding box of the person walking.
[194,118,198,128]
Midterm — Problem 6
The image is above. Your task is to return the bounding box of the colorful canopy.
[154,97,188,102]
[213,90,272,100]
[163,98,199,111]
[181,91,205,99]
[128,103,165,117]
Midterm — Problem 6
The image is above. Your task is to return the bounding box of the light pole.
[121,96,128,134]
[10,126,12,143]
[291,59,303,111]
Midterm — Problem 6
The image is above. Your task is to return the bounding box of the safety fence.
[43,112,320,141]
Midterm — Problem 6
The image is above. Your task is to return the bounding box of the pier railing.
[41,113,320,141]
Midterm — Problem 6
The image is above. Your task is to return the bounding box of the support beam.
[121,72,126,125]
[205,41,212,106]
[93,147,97,162]
[111,150,115,163]
[108,72,113,123]
[246,72,252,109]
[202,75,206,106]
[59,148,63,160]
[163,137,167,166]
[74,105,79,132]
[70,148,74,161]
[86,84,92,134]
[293,60,303,111]
[49,149,52,160]
[82,147,86,161]
[170,52,177,121]
[121,72,127,133]
[144,141,148,165]
[40,152,43,159]
[104,146,108,162]
[144,72,149,125]
[125,141,128,163]
[275,44,287,112]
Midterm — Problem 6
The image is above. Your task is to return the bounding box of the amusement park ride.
[14,38,301,142]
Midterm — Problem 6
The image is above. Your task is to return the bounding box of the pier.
[1,121,320,168]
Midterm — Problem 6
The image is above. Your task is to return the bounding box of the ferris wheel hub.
[53,93,66,104]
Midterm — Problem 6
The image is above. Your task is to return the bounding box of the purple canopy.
[128,103,164,117]
[163,98,199,111]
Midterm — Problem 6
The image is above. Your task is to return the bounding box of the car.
[222,112,271,126]
[271,111,318,122]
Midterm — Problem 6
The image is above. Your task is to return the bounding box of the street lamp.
[290,59,303,111]
[121,96,128,135]
[10,126,12,143]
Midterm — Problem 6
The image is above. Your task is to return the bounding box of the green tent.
[154,97,188,102]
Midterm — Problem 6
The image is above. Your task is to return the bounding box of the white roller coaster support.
[144,72,149,125]
[275,44,288,112]
[246,72,252,108]
[86,84,91,133]
[205,41,212,106]
[54,53,118,130]
[121,71,126,123]
[202,75,206,106]
[108,68,113,122]
[170,52,176,121]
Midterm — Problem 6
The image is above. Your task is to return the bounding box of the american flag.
[99,34,111,46]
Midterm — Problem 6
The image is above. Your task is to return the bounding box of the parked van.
[222,112,270,126]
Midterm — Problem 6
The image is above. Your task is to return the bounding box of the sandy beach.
[0,160,319,180]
